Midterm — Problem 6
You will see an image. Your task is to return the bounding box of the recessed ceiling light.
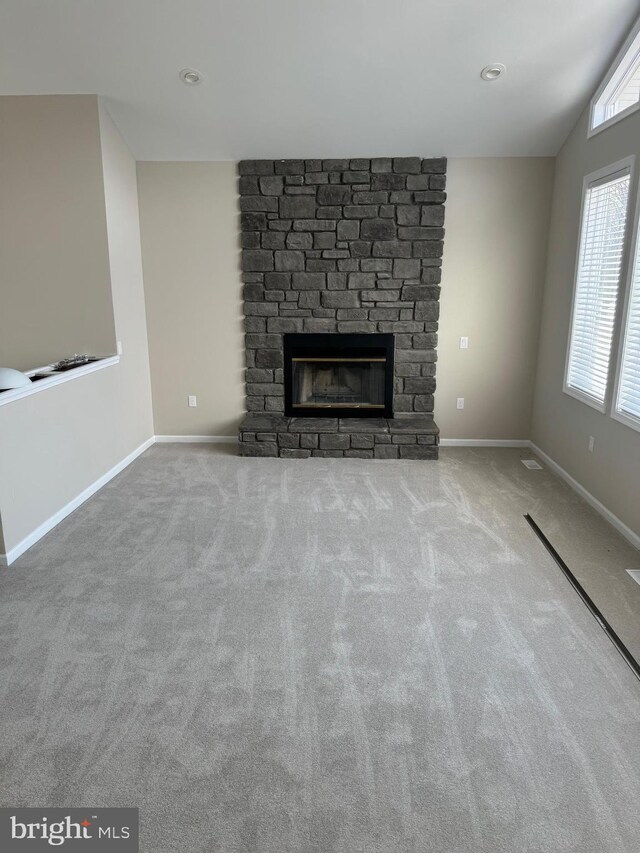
[179,68,203,85]
[480,63,506,81]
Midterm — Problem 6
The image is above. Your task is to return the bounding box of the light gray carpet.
[1,445,639,853]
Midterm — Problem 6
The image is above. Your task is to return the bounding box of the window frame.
[611,179,640,434]
[589,17,640,138]
[563,156,635,414]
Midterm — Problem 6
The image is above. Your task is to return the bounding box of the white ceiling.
[1,0,638,160]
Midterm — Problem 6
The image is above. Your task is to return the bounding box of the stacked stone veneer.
[239,413,439,459]
[238,156,447,459]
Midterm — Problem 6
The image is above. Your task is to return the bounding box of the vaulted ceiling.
[0,0,638,159]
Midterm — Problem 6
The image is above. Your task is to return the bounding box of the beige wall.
[137,162,244,436]
[531,106,640,536]
[137,159,553,439]
[98,103,154,449]
[0,100,153,557]
[437,158,554,438]
[0,367,148,554]
[0,96,116,370]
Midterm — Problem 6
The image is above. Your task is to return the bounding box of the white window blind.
[616,224,640,422]
[566,169,630,406]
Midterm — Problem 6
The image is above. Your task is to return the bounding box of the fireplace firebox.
[283,333,394,418]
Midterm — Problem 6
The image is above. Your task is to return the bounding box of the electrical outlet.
[588,435,595,452]
[459,336,469,349]
[188,396,197,408]
[456,397,465,410]
[116,340,123,355]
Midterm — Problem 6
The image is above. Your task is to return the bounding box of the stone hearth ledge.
[238,413,439,459]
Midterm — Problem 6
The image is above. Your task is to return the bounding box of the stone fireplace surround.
[237,157,446,459]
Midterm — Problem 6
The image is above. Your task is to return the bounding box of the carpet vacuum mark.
[1,446,639,853]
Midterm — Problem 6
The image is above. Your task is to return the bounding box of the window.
[614,209,640,427]
[590,18,640,135]
[565,163,631,409]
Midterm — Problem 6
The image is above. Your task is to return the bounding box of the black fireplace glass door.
[283,333,394,418]
[292,359,386,409]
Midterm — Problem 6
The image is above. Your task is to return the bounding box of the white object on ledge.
[0,367,31,390]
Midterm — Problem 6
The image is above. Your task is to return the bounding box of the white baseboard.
[440,438,530,447]
[0,436,155,567]
[154,435,237,444]
[529,442,640,552]
[3,434,635,565]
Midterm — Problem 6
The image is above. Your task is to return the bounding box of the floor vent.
[521,459,543,470]
[627,570,640,587]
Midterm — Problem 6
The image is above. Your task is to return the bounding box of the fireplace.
[283,333,394,418]
[238,157,445,458]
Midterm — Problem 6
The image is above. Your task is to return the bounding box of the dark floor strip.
[524,513,640,682]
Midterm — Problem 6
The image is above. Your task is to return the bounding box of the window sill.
[611,407,640,435]
[588,100,640,139]
[562,384,607,414]
[0,355,120,408]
